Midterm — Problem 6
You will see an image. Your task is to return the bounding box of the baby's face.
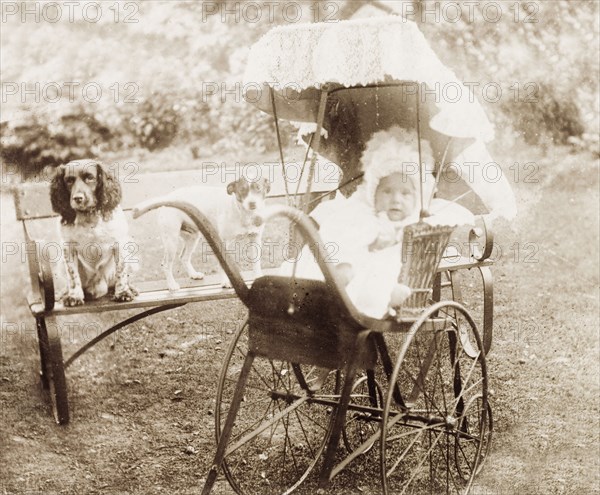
[374,172,416,221]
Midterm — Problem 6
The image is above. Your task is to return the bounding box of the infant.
[285,126,474,318]
[334,170,417,298]
[295,127,431,317]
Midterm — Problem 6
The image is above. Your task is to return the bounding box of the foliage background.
[1,0,598,179]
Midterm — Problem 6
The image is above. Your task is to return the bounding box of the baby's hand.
[389,283,412,307]
[369,233,396,251]
[335,263,354,287]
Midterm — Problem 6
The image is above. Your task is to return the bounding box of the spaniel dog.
[50,159,138,306]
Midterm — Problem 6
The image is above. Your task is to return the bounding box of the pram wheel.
[380,302,491,495]
[215,320,335,495]
[455,394,493,480]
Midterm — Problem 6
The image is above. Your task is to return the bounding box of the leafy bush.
[1,0,597,181]
[501,84,585,145]
[126,99,180,151]
[416,0,599,147]
[0,110,116,180]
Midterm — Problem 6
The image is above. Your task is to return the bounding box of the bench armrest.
[469,215,494,262]
[25,238,55,312]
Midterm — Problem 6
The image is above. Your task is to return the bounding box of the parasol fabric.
[243,16,494,141]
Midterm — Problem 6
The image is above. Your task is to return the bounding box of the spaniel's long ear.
[96,162,122,221]
[50,164,75,225]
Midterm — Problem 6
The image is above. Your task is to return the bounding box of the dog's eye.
[84,175,97,183]
[65,177,75,185]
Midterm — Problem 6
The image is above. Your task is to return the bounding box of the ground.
[1,143,599,494]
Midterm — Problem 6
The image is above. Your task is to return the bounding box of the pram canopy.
[244,16,514,217]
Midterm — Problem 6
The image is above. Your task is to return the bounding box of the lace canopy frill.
[243,16,494,141]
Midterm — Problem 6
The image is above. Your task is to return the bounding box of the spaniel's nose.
[72,194,84,204]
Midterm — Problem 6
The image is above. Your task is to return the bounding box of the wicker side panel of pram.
[396,223,454,315]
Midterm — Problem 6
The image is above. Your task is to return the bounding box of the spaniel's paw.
[63,295,84,307]
[112,288,136,302]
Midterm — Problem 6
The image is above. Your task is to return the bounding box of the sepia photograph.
[1,1,599,494]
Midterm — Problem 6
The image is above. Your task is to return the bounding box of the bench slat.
[27,270,263,316]
[27,255,488,317]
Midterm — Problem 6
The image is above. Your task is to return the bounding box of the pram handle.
[132,200,251,306]
[132,201,377,329]
[261,204,376,329]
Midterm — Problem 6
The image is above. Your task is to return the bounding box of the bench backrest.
[13,164,340,221]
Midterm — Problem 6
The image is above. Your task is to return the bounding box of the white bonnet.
[360,126,435,211]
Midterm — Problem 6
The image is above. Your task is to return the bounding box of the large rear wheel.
[215,321,336,494]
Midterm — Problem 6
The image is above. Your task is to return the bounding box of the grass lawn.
[1,142,598,494]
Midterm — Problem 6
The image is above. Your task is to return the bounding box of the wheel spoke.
[398,429,445,494]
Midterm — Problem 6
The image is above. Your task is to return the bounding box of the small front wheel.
[455,395,493,481]
[342,373,383,454]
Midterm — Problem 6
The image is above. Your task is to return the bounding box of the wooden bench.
[13,163,493,425]
[12,163,339,425]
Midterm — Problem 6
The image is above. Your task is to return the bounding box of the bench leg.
[37,316,70,425]
[35,317,49,390]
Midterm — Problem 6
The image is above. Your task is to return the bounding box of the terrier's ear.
[227,180,238,195]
